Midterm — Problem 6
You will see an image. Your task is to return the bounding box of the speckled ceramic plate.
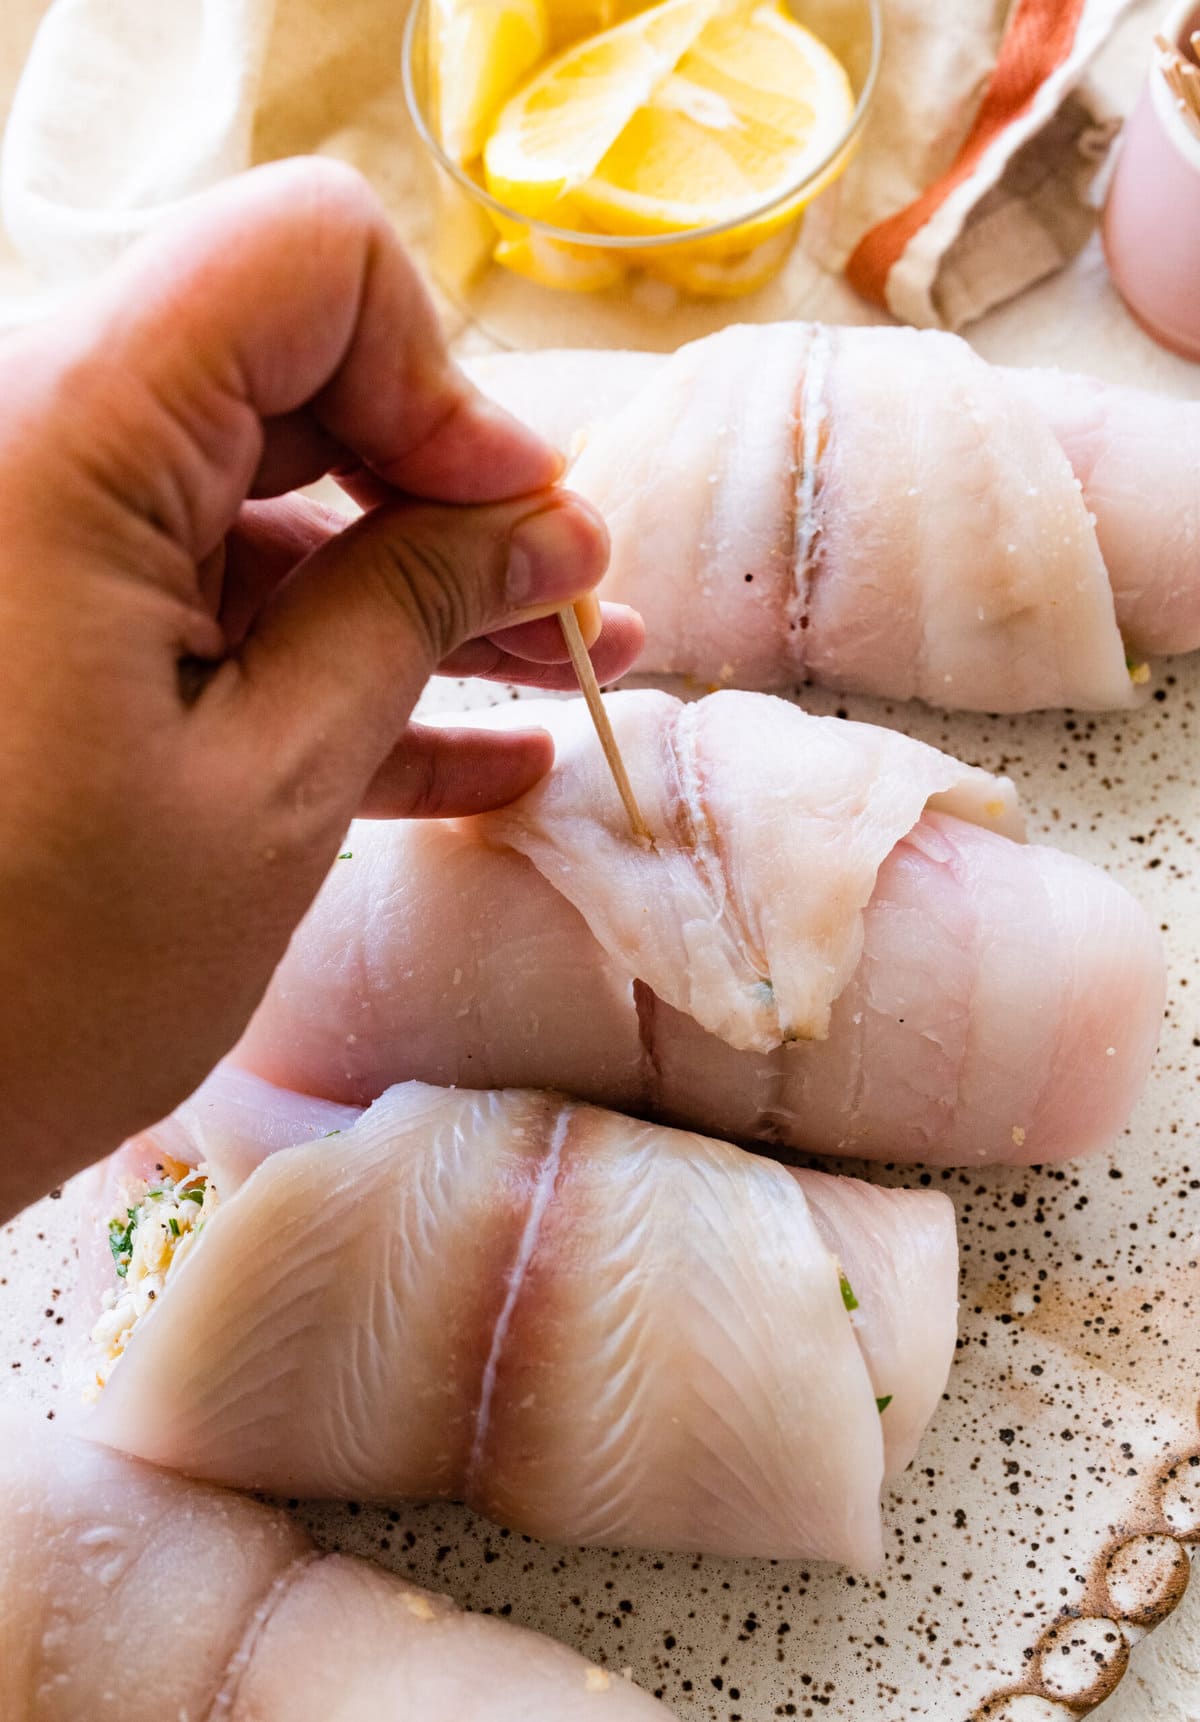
[4,614,1199,1722]
[4,58,1200,1720]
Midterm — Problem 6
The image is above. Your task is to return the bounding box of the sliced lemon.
[493,229,628,291]
[544,0,615,49]
[544,0,648,51]
[483,0,719,218]
[572,3,854,240]
[642,224,797,295]
[431,0,549,163]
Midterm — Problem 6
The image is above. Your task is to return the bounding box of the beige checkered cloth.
[0,0,1141,333]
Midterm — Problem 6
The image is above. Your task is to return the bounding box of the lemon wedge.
[641,225,797,295]
[493,230,628,290]
[544,0,650,50]
[544,0,616,49]
[483,0,719,218]
[572,3,854,239]
[431,0,549,163]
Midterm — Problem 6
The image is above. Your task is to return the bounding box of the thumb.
[202,486,608,795]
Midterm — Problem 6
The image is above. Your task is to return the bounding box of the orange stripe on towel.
[846,0,1090,308]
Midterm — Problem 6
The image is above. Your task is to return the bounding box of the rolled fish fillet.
[0,1410,668,1722]
[236,690,1165,1166]
[73,1070,959,1569]
[467,324,1200,708]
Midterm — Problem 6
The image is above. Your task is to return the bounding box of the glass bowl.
[401,0,882,348]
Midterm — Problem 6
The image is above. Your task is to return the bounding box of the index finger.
[44,158,562,558]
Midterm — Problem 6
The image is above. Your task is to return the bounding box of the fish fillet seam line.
[204,1549,321,1720]
[671,702,772,1001]
[789,322,832,674]
[464,1104,573,1499]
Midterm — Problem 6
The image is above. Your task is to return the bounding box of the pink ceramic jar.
[1104,1,1200,361]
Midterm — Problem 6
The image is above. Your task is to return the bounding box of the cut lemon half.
[431,0,548,162]
[572,3,854,240]
[483,0,718,218]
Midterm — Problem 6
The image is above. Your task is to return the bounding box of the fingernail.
[504,592,605,637]
[505,726,555,746]
[506,496,608,608]
[504,599,573,627]
[573,591,603,647]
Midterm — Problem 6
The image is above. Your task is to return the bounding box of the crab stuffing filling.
[90,1160,218,1391]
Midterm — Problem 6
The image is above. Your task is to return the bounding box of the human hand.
[0,158,640,1219]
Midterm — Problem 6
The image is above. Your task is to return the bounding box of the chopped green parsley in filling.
[89,1164,218,1395]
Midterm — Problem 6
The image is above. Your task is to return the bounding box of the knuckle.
[289,156,379,229]
[257,157,386,269]
[367,521,483,661]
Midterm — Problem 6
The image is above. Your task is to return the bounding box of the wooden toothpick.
[558,605,654,844]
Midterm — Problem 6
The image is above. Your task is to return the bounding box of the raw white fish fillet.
[64,1063,363,1402]
[473,690,1020,1050]
[1002,366,1200,659]
[468,326,1200,707]
[0,1410,668,1721]
[130,1059,361,1188]
[794,1169,956,1477]
[474,346,659,455]
[76,1074,959,1567]
[236,692,1164,1166]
